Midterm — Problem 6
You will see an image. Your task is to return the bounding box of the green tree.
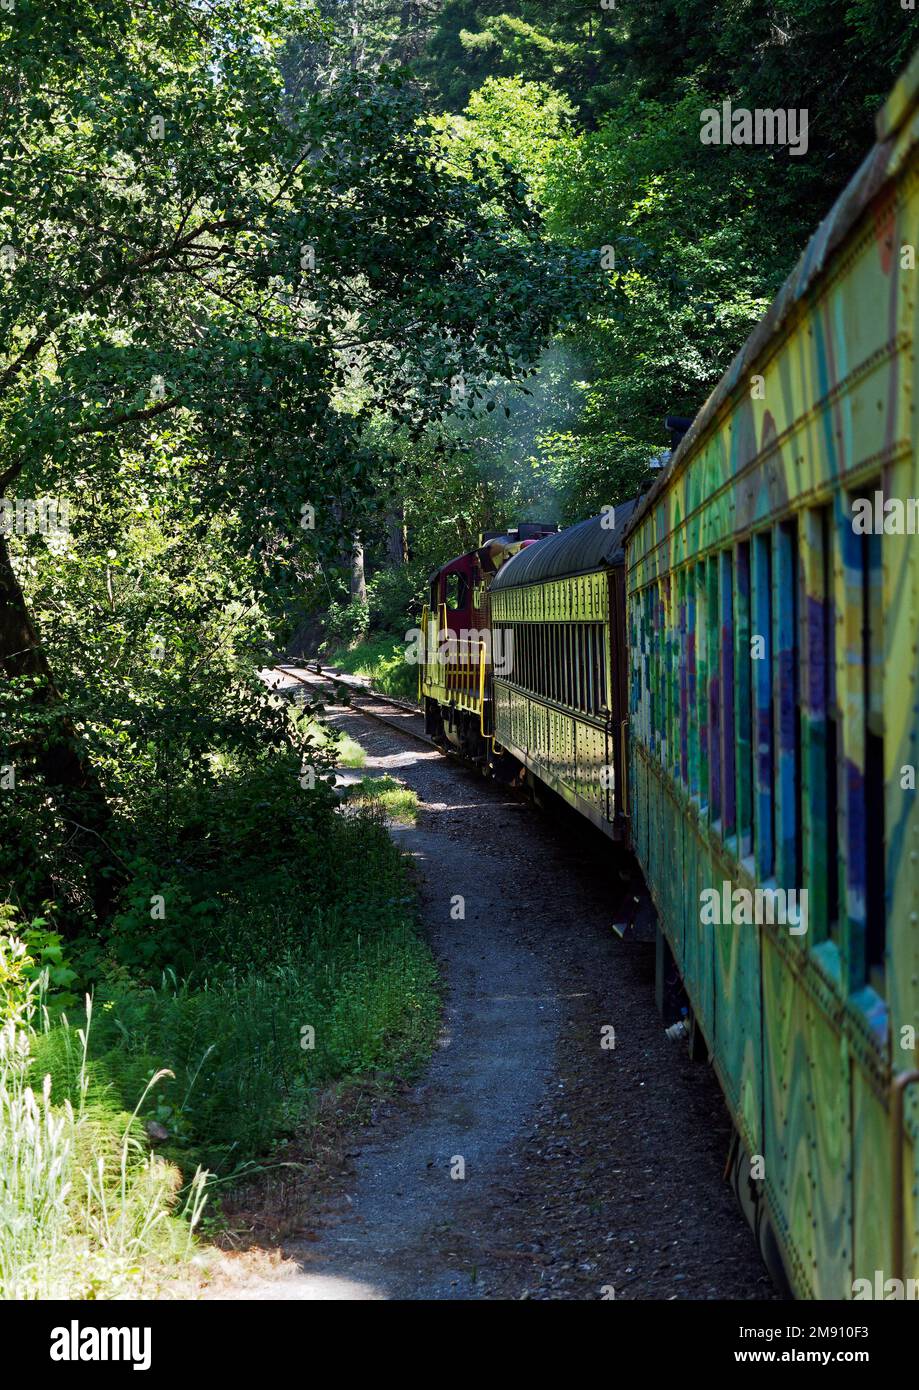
[0,0,589,922]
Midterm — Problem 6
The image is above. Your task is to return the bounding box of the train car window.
[696,564,709,811]
[860,497,886,995]
[642,591,651,744]
[560,624,567,707]
[677,568,688,786]
[752,531,775,878]
[824,518,838,934]
[707,557,721,825]
[775,520,802,889]
[549,624,556,704]
[598,623,608,712]
[687,567,699,798]
[562,624,568,707]
[734,543,753,858]
[585,625,593,713]
[657,581,668,765]
[549,623,555,704]
[545,622,553,700]
[667,576,679,779]
[652,585,660,755]
[659,578,668,766]
[663,580,673,767]
[598,623,605,714]
[720,551,736,840]
[573,625,581,712]
[561,624,567,707]
[585,626,591,714]
[561,628,570,711]
[804,507,838,941]
[444,571,469,613]
[657,584,665,757]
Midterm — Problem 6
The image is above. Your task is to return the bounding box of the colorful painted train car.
[622,49,919,1299]
[417,50,919,1297]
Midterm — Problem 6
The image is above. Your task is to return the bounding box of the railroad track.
[267,662,438,750]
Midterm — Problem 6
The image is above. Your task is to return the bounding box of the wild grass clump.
[0,942,207,1299]
[342,775,418,824]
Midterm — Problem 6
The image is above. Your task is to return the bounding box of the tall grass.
[342,776,418,824]
[0,985,208,1299]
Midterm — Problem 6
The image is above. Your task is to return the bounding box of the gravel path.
[212,680,777,1301]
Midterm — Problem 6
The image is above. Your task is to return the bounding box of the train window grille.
[494,614,608,722]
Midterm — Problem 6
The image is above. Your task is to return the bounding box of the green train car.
[421,52,919,1297]
[623,52,919,1297]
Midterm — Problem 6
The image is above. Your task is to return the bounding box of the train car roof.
[489,497,640,590]
[622,43,919,547]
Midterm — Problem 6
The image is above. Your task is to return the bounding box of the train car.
[418,522,557,759]
[487,504,636,837]
[621,50,919,1297]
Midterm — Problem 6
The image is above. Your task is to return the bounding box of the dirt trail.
[209,680,776,1301]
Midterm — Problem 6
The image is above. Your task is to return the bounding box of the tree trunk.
[350,535,368,606]
[386,507,408,566]
[0,529,124,927]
